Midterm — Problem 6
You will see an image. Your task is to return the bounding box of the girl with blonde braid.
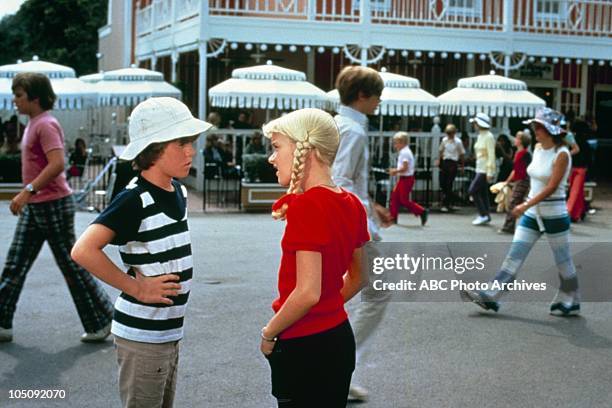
[260,108,369,407]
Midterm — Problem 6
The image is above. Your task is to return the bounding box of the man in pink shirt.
[0,73,113,343]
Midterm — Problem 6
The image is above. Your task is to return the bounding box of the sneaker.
[472,216,485,225]
[497,228,513,234]
[348,384,369,402]
[550,302,580,316]
[460,290,499,312]
[80,322,112,343]
[0,327,13,342]
[420,209,429,226]
[472,215,491,226]
[440,206,449,213]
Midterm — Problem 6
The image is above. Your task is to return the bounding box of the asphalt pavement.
[0,200,611,408]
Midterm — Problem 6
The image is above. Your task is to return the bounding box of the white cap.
[121,97,213,161]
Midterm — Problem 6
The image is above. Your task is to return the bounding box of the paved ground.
[0,196,611,408]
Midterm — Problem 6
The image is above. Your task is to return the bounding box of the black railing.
[202,161,242,211]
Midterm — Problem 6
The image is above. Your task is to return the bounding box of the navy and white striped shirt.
[94,176,192,343]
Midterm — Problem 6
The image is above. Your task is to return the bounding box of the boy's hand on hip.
[134,269,181,305]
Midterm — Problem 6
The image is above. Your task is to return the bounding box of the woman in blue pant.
[461,107,580,316]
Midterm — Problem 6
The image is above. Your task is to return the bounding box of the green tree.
[0,0,107,75]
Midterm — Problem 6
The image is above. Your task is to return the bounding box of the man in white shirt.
[332,66,384,402]
[389,132,428,225]
[436,124,465,212]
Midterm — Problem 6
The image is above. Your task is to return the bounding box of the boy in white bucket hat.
[72,97,212,408]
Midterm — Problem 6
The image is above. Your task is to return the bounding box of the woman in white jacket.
[468,113,496,225]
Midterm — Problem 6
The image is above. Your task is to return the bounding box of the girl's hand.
[260,338,275,356]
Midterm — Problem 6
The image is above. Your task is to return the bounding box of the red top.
[511,149,529,181]
[271,187,370,339]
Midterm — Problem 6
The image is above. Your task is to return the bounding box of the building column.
[359,0,371,66]
[195,41,208,192]
[306,51,315,83]
[171,50,179,83]
[579,63,588,116]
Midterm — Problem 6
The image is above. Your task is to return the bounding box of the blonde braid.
[271,140,311,220]
[288,140,311,194]
[262,109,340,220]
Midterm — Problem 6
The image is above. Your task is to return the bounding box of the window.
[353,0,392,13]
[447,0,482,18]
[535,0,568,21]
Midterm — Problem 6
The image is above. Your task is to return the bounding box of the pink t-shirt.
[21,111,72,203]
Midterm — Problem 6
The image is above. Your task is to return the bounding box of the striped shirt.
[94,176,192,343]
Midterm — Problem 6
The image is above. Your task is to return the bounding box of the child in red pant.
[389,132,428,226]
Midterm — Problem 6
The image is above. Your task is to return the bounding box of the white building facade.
[100,0,612,188]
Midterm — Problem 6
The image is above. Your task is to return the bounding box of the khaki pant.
[114,336,180,408]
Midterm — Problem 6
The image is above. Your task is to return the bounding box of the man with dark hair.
[232,111,253,129]
[332,65,387,401]
[0,72,114,343]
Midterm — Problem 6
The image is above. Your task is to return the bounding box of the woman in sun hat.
[468,112,496,225]
[461,107,580,316]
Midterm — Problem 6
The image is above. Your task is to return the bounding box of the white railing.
[137,0,612,38]
[314,0,360,22]
[209,0,309,19]
[154,0,174,30]
[514,0,612,37]
[371,0,504,30]
[177,0,200,21]
[136,3,153,36]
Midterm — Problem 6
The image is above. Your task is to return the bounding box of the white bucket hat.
[469,112,491,129]
[120,97,213,161]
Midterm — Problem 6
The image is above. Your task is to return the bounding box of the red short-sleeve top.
[271,186,370,339]
[512,149,530,181]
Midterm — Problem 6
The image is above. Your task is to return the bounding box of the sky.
[0,0,26,19]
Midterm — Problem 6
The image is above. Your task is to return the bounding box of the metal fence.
[68,128,479,212]
[201,128,477,211]
[67,148,117,212]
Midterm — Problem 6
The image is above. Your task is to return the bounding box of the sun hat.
[523,107,566,136]
[120,97,213,161]
[469,112,491,129]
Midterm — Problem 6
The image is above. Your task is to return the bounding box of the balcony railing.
[136,0,612,38]
[370,0,504,30]
[514,0,611,37]
[154,0,173,30]
[136,3,153,36]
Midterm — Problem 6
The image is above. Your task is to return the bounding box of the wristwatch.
[25,183,37,194]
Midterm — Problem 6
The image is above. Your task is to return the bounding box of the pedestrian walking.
[72,97,212,407]
[468,113,496,226]
[461,107,580,316]
[261,108,368,407]
[499,131,531,234]
[331,65,388,401]
[436,124,465,212]
[388,132,428,225]
[0,73,113,343]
